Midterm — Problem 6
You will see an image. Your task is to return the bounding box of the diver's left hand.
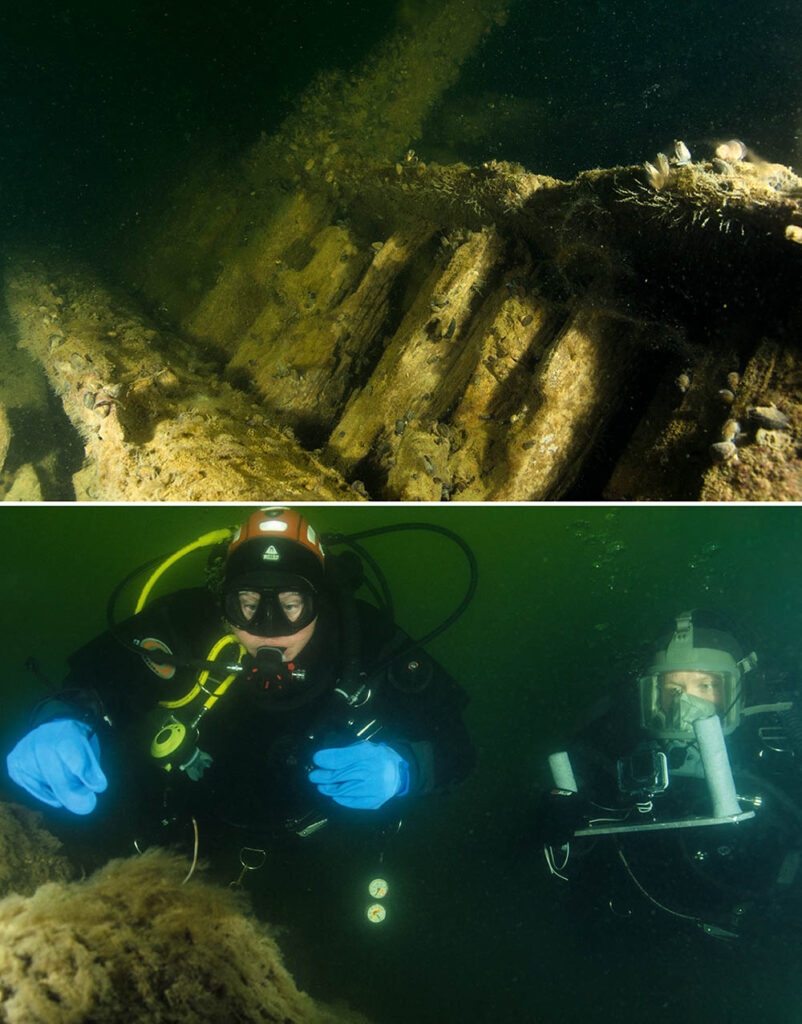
[308,740,410,809]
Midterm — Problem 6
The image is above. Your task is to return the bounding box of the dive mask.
[223,580,317,637]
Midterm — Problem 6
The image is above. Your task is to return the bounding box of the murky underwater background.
[1,0,800,250]
[2,0,802,1016]
[0,503,801,1022]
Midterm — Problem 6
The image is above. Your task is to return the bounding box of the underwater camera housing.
[617,747,669,799]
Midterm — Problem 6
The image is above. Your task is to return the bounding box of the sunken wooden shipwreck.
[3,0,801,501]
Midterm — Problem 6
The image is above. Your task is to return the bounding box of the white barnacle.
[747,404,791,430]
[656,152,671,178]
[644,161,661,188]
[644,158,670,190]
[710,440,739,463]
[715,139,746,163]
[720,419,740,443]
[785,224,802,245]
[673,140,691,165]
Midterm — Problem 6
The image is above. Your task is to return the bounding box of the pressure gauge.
[366,902,387,924]
[368,877,389,899]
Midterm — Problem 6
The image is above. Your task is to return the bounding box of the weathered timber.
[227,221,436,442]
[5,262,361,501]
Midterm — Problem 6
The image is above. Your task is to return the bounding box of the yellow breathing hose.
[130,525,247,712]
[134,528,234,614]
[158,633,245,710]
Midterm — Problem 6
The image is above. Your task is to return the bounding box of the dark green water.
[433,0,802,177]
[2,0,799,244]
[0,0,396,245]
[1,503,801,1022]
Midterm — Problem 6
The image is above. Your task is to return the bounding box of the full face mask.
[639,611,757,740]
[662,690,720,733]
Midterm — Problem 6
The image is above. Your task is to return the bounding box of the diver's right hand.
[6,718,108,815]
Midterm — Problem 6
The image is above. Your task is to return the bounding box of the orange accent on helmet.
[228,507,325,567]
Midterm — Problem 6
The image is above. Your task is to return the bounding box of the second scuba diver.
[5,507,476,880]
[537,610,802,941]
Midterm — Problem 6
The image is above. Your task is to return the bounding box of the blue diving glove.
[6,718,108,815]
[308,740,410,810]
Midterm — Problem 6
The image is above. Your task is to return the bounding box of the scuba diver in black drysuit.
[5,508,476,897]
[537,610,802,941]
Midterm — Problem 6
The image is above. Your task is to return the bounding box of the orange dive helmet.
[222,508,326,636]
